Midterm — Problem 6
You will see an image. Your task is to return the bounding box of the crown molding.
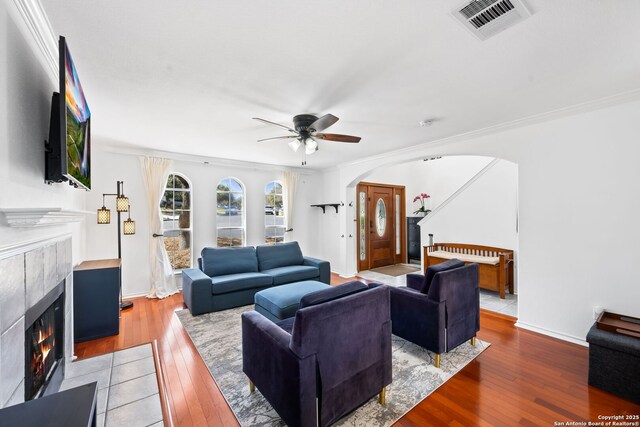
[331,87,640,172]
[98,142,318,175]
[11,0,58,83]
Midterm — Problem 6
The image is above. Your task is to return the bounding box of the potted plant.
[413,193,431,216]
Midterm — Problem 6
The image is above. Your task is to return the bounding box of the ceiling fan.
[253,114,361,164]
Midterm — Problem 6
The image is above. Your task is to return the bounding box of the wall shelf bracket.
[311,202,343,214]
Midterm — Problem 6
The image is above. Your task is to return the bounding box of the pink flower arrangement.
[413,193,431,215]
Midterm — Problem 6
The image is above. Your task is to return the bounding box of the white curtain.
[281,170,299,241]
[140,156,178,299]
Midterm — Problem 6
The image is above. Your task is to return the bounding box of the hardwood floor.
[75,274,640,426]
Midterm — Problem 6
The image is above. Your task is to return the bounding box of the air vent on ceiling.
[452,0,531,41]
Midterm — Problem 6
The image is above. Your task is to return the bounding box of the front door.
[357,182,406,271]
[369,186,394,269]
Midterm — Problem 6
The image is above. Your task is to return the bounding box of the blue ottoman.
[254,280,331,322]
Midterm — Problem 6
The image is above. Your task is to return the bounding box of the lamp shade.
[97,207,111,224]
[288,139,302,152]
[116,195,129,212]
[305,138,318,155]
[123,218,135,235]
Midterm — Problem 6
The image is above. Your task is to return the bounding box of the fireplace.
[24,280,65,401]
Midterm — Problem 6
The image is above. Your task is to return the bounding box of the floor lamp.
[97,180,136,310]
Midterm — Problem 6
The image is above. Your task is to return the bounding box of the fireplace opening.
[24,284,65,401]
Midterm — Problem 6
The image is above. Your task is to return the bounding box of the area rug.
[370,264,420,277]
[176,306,489,426]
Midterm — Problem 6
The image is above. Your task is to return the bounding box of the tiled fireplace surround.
[0,235,73,408]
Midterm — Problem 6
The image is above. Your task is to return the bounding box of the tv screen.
[60,36,91,190]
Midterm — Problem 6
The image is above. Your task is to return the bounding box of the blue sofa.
[242,281,392,426]
[182,242,330,315]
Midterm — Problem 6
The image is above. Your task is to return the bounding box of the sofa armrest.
[182,268,212,315]
[242,311,317,427]
[303,256,330,284]
[406,273,425,292]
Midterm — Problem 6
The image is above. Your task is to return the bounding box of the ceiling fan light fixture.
[288,139,302,152]
[254,113,360,163]
[305,137,318,155]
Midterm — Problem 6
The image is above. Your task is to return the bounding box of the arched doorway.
[349,155,519,317]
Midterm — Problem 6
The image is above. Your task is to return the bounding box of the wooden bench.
[424,243,514,299]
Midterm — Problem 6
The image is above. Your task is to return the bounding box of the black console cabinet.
[74,259,121,342]
[407,217,422,263]
[0,382,97,427]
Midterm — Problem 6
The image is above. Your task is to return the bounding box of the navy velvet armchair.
[242,282,392,427]
[390,259,480,368]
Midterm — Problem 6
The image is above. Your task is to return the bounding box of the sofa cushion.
[299,280,368,309]
[201,247,258,277]
[261,265,319,285]
[423,259,465,293]
[256,241,304,271]
[255,280,330,320]
[210,272,272,295]
[430,250,499,265]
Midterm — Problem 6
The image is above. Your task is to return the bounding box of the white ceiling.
[41,0,640,169]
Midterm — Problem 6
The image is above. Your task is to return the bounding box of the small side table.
[0,382,97,427]
[74,259,121,342]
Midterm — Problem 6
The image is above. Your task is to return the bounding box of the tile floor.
[60,343,163,427]
[358,266,518,317]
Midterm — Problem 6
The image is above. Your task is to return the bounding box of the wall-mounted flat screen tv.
[45,36,91,190]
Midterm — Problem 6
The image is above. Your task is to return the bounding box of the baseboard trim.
[514,321,588,347]
[481,309,517,323]
[331,269,357,279]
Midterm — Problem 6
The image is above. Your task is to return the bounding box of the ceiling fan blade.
[314,133,361,143]
[253,117,297,133]
[257,135,300,142]
[308,114,339,132]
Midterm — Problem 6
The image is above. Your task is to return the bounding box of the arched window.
[160,173,192,270]
[264,181,285,244]
[216,177,245,247]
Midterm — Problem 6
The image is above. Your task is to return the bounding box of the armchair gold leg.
[379,387,386,405]
[434,354,441,368]
[249,379,255,394]
[471,337,477,347]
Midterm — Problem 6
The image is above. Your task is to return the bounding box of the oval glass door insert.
[375,198,386,237]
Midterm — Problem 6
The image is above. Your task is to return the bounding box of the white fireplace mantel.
[0,208,94,228]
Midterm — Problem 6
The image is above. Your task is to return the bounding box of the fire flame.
[41,342,52,361]
[32,323,55,373]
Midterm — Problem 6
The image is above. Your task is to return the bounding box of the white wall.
[365,156,493,215]
[319,97,640,344]
[0,1,86,260]
[85,145,323,297]
[419,159,518,250]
